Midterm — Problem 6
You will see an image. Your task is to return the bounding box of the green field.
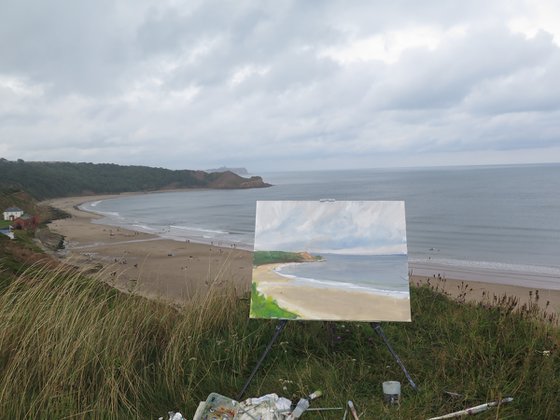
[0,260,558,418]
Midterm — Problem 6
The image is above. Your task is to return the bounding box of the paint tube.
[286,390,322,419]
[427,397,513,420]
[347,400,359,420]
[286,398,309,419]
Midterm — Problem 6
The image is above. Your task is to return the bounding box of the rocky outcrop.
[208,171,271,189]
[206,166,249,175]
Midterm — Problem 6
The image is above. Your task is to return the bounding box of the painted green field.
[249,282,299,319]
[253,250,321,266]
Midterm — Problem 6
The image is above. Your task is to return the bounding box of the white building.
[3,207,24,221]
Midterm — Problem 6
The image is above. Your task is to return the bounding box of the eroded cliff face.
[239,176,271,188]
[207,172,271,189]
[297,251,323,262]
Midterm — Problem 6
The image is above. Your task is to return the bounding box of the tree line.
[0,159,266,200]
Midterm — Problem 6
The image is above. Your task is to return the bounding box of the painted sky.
[1,1,560,171]
[254,201,407,255]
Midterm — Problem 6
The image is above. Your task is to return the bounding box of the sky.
[1,0,560,172]
[254,201,407,255]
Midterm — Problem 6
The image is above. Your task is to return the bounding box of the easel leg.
[237,320,288,400]
[371,322,418,391]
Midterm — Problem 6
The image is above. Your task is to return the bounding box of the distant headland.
[0,159,271,200]
[205,166,249,175]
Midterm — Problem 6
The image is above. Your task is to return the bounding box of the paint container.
[382,381,401,405]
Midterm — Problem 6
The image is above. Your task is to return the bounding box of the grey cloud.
[1,0,559,171]
[373,26,556,111]
[0,0,136,95]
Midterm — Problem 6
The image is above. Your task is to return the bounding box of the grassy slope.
[0,188,41,217]
[0,260,558,418]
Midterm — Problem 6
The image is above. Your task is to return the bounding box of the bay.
[81,163,560,288]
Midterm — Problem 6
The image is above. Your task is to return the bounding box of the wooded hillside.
[0,159,270,200]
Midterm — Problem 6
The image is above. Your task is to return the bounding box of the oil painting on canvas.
[250,201,411,322]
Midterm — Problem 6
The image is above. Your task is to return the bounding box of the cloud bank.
[1,0,559,171]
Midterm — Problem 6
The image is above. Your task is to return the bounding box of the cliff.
[207,171,271,189]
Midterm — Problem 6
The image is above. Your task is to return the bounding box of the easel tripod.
[237,320,417,400]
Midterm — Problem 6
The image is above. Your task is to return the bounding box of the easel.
[237,320,417,400]
[241,199,417,399]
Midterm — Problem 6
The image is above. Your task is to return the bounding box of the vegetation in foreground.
[0,260,559,419]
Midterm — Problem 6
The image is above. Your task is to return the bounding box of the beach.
[45,195,560,314]
[411,275,560,315]
[45,195,253,303]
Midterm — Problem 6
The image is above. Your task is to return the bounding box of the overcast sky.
[1,0,559,172]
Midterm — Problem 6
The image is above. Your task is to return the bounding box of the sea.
[80,163,560,290]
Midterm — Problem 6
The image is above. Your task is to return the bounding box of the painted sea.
[273,254,409,299]
[80,163,560,289]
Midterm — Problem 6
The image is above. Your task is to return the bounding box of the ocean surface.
[81,164,560,289]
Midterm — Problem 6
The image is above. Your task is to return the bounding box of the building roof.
[4,207,23,212]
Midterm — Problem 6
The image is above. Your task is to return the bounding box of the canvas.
[250,201,411,322]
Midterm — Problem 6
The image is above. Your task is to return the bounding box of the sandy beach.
[253,263,411,321]
[45,195,253,303]
[44,195,560,314]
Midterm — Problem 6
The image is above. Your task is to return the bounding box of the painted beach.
[252,253,410,321]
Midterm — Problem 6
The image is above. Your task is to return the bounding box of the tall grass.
[0,262,559,418]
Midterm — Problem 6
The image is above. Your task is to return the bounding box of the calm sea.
[81,164,560,289]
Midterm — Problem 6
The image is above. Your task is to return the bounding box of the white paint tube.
[427,397,513,420]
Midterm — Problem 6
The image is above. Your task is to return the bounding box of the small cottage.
[3,207,24,221]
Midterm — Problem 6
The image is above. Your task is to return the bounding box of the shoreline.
[269,262,410,299]
[45,195,253,303]
[410,259,560,291]
[44,193,560,313]
[73,192,255,251]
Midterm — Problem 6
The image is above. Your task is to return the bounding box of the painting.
[250,201,411,322]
